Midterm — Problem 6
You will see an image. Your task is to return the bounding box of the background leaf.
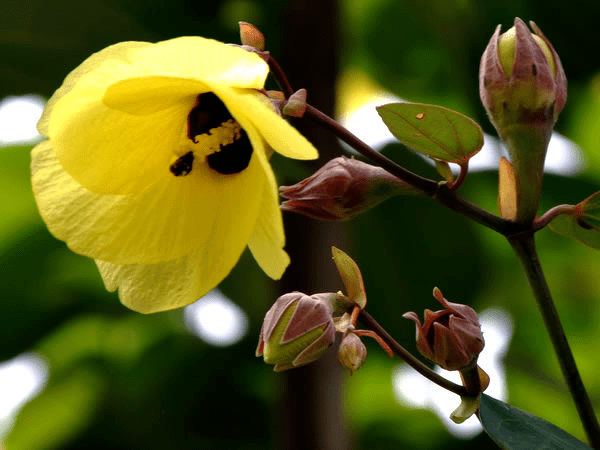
[479,394,592,449]
[376,102,483,164]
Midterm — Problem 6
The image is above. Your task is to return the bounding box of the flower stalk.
[359,309,471,398]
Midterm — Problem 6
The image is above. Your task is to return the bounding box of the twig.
[359,309,471,398]
[534,204,578,231]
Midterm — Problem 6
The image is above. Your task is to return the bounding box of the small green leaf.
[549,214,600,250]
[331,247,366,309]
[376,102,484,164]
[479,394,592,449]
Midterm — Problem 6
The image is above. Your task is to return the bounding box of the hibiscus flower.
[31,36,318,313]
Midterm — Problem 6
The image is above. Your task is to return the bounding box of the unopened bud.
[403,287,484,371]
[256,292,336,371]
[239,22,265,51]
[282,89,308,118]
[480,17,567,222]
[280,156,421,221]
[480,17,566,130]
[338,332,367,374]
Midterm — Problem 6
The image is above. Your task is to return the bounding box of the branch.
[303,104,528,236]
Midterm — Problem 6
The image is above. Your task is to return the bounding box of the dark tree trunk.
[275,1,351,449]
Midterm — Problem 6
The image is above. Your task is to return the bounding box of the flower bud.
[282,89,308,118]
[239,22,265,51]
[479,18,566,222]
[338,331,367,374]
[403,287,484,371]
[256,292,336,371]
[280,156,421,221]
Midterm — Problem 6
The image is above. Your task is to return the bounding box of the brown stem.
[359,309,471,398]
[533,204,578,231]
[448,162,469,191]
[459,366,481,397]
[353,329,394,358]
[263,52,295,98]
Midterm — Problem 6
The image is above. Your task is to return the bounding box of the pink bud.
[256,292,336,371]
[480,17,566,129]
[479,18,567,222]
[280,156,420,221]
[403,288,484,371]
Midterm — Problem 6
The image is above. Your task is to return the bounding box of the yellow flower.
[31,36,318,313]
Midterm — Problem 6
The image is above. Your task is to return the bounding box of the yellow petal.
[48,74,197,195]
[44,37,269,196]
[31,140,266,264]
[209,84,319,161]
[129,37,268,89]
[38,40,152,137]
[102,76,209,115]
[247,129,290,279]
[96,250,239,313]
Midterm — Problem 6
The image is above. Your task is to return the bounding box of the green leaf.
[5,366,105,450]
[579,191,600,229]
[376,102,483,164]
[549,214,600,250]
[479,394,592,449]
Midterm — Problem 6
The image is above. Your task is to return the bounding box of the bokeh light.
[184,290,249,347]
[0,353,49,438]
[0,96,44,146]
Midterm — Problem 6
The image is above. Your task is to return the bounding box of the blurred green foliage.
[2,0,600,448]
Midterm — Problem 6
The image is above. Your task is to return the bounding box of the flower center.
[171,92,253,176]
